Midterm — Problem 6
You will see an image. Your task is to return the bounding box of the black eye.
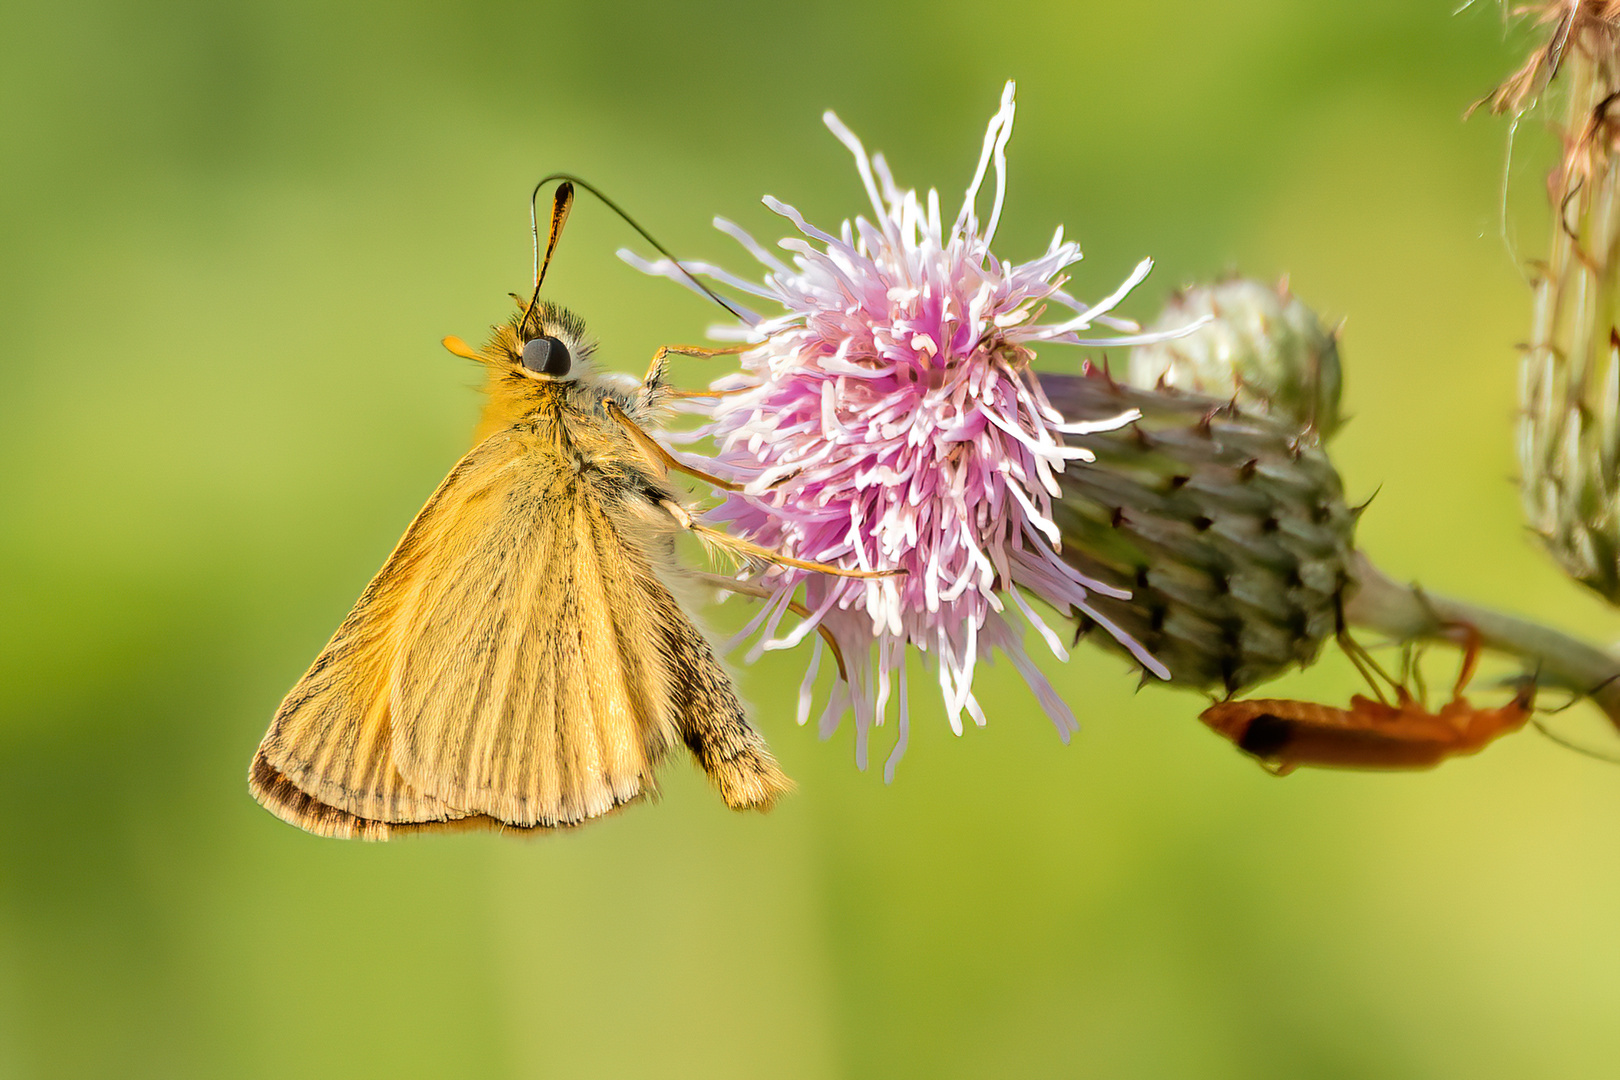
[521,335,572,376]
[1237,714,1294,758]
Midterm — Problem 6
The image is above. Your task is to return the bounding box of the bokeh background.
[4,1,1619,1077]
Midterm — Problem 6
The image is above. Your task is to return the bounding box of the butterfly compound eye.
[521,335,572,376]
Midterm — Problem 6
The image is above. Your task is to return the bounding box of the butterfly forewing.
[388,427,682,826]
[250,436,534,837]
[251,387,791,839]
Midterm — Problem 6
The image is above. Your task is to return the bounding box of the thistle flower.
[628,83,1188,777]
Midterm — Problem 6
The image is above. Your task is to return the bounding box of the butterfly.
[250,179,884,838]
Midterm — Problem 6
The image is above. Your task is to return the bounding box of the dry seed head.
[1499,1,1620,603]
[1477,2,1620,121]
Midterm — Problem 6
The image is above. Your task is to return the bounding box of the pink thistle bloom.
[627,83,1179,779]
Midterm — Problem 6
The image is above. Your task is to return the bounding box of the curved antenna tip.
[524,171,747,323]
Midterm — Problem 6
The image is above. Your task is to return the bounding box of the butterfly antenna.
[521,180,575,334]
[524,172,748,327]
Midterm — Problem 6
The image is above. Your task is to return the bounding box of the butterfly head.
[509,299,594,382]
[442,298,597,385]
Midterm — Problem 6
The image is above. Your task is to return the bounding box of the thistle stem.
[1343,551,1620,729]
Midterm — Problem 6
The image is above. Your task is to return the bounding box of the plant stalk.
[1343,551,1620,728]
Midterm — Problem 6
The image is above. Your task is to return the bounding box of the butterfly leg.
[661,499,901,580]
[604,399,743,491]
[639,342,753,402]
[687,570,851,682]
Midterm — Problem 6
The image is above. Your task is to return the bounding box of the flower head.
[628,83,1178,778]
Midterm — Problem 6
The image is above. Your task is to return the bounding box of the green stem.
[1342,552,1620,729]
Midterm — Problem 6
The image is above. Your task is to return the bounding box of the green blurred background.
[4,1,1618,1077]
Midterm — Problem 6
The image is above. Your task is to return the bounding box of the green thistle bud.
[1046,371,1357,692]
[1128,276,1344,439]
